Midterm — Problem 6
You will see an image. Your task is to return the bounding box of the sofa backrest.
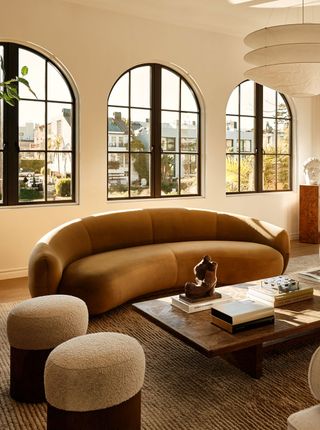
[80,208,218,254]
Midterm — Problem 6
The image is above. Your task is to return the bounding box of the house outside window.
[107,64,201,199]
[0,42,76,205]
[226,80,292,193]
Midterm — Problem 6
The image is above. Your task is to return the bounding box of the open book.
[299,268,320,282]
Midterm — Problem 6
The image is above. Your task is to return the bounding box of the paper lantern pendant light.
[243,3,320,97]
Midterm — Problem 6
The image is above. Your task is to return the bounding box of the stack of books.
[171,293,231,313]
[211,299,274,334]
[299,268,320,282]
[247,277,314,307]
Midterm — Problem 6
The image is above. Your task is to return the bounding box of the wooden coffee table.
[132,277,320,378]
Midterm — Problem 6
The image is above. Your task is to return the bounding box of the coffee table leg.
[222,344,263,378]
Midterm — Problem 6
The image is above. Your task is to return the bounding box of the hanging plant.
[0,56,36,106]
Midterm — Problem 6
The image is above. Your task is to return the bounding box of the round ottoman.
[7,295,88,403]
[45,332,145,430]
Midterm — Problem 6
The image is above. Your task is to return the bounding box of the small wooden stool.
[7,295,88,403]
[45,332,145,430]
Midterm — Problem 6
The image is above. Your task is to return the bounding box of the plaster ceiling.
[62,0,320,37]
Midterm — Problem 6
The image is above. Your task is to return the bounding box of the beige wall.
[0,0,314,277]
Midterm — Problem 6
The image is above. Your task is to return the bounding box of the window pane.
[161,111,179,152]
[181,80,198,112]
[130,66,150,108]
[19,48,45,100]
[263,119,276,154]
[47,103,72,150]
[240,81,254,116]
[0,46,2,151]
[240,155,256,192]
[226,86,239,115]
[277,155,290,190]
[47,152,72,200]
[47,63,72,102]
[263,155,276,190]
[0,152,2,202]
[130,153,151,197]
[108,153,129,198]
[181,113,198,152]
[0,99,3,150]
[240,117,255,153]
[19,152,45,201]
[181,154,198,194]
[161,154,179,195]
[108,72,129,107]
[277,94,290,118]
[108,107,129,151]
[130,109,150,151]
[226,116,239,152]
[161,68,179,110]
[226,154,239,192]
[263,86,276,117]
[19,101,45,150]
[277,119,290,154]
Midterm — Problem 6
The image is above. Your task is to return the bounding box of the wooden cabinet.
[299,185,320,243]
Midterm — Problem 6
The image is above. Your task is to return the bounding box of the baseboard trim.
[290,233,299,240]
[0,267,28,280]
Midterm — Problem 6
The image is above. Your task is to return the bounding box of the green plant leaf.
[2,92,15,106]
[21,65,28,76]
[6,86,19,101]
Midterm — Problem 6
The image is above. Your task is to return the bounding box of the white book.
[299,268,320,282]
[171,294,232,313]
[211,299,274,324]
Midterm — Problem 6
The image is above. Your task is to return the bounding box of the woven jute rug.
[0,254,320,430]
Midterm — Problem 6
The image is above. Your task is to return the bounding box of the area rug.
[0,299,319,430]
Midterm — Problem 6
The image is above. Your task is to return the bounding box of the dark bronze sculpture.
[181,255,221,302]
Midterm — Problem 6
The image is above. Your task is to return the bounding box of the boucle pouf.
[7,295,88,403]
[287,345,320,429]
[45,332,145,430]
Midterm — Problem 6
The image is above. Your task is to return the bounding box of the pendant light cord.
[302,0,305,24]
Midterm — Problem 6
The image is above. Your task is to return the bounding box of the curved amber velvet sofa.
[28,208,290,315]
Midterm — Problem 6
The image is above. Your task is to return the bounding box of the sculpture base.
[179,292,222,303]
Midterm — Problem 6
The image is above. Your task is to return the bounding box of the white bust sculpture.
[303,157,320,185]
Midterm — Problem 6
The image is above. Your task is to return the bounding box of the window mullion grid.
[152,65,161,198]
[255,84,263,192]
[178,78,181,196]
[128,71,132,198]
[275,92,278,191]
[5,44,19,205]
[44,60,48,201]
[237,86,241,192]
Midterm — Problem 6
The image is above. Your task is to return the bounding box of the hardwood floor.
[0,240,318,304]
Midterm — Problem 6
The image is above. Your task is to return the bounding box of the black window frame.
[0,42,76,206]
[226,80,292,194]
[107,63,201,200]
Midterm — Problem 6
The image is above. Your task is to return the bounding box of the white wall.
[0,0,314,277]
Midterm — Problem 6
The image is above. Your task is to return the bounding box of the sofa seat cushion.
[59,244,178,315]
[59,240,284,315]
[167,240,284,286]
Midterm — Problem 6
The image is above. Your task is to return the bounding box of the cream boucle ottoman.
[45,332,145,430]
[287,345,320,429]
[7,295,88,403]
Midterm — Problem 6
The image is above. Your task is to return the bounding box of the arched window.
[226,80,292,193]
[107,64,201,199]
[0,43,76,205]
